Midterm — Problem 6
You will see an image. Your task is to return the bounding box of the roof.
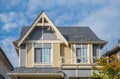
[104,43,120,56]
[18,26,107,44]
[0,47,14,70]
[9,67,60,73]
[18,11,68,46]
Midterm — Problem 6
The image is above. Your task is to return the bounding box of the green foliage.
[92,54,120,79]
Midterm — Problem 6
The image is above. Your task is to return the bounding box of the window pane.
[76,44,88,63]
[34,48,42,63]
[43,48,51,63]
[82,44,88,48]
[34,43,51,63]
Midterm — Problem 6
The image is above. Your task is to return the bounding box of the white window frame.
[42,48,52,63]
[33,43,53,67]
[75,44,89,64]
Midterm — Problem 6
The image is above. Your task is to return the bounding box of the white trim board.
[18,11,68,47]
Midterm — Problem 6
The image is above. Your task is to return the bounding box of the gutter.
[8,73,64,77]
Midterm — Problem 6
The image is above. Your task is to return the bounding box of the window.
[42,48,51,62]
[93,44,100,63]
[34,43,52,63]
[76,44,88,63]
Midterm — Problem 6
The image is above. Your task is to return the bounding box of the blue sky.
[0,0,120,67]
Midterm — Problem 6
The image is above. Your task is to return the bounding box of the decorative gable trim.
[18,11,68,47]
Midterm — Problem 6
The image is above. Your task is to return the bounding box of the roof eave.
[8,73,64,78]
[69,41,107,46]
[13,41,19,56]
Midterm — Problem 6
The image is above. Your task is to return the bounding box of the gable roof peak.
[18,11,68,47]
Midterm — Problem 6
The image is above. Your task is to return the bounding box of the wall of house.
[60,44,71,64]
[20,44,26,67]
[71,44,76,64]
[22,43,98,67]
[24,43,61,67]
[26,43,33,67]
[89,44,93,64]
[0,51,12,79]
[43,27,57,40]
[19,27,101,67]
[29,26,57,40]
[60,44,94,64]
[53,43,60,67]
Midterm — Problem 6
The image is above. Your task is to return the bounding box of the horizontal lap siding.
[89,44,92,64]
[20,44,26,67]
[60,44,71,64]
[71,44,76,64]
[64,45,71,64]
[27,43,33,67]
[53,43,60,67]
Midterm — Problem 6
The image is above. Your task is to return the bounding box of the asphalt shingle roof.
[19,26,106,44]
[10,67,60,73]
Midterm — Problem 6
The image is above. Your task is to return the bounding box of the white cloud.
[0,12,15,23]
[0,12,28,32]
[0,36,18,67]
[54,13,76,25]
[79,5,120,39]
[2,23,17,32]
[76,1,120,54]
[0,0,22,10]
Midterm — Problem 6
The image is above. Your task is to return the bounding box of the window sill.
[34,63,52,67]
[34,63,52,65]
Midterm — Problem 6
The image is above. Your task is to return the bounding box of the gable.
[29,26,57,40]
[18,11,68,46]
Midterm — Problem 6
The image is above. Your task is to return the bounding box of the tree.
[92,54,120,79]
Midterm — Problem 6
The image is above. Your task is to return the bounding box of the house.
[8,11,107,79]
[104,42,120,58]
[0,47,14,79]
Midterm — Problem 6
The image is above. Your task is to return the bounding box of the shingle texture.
[19,26,106,44]
[10,67,60,73]
[58,27,105,43]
